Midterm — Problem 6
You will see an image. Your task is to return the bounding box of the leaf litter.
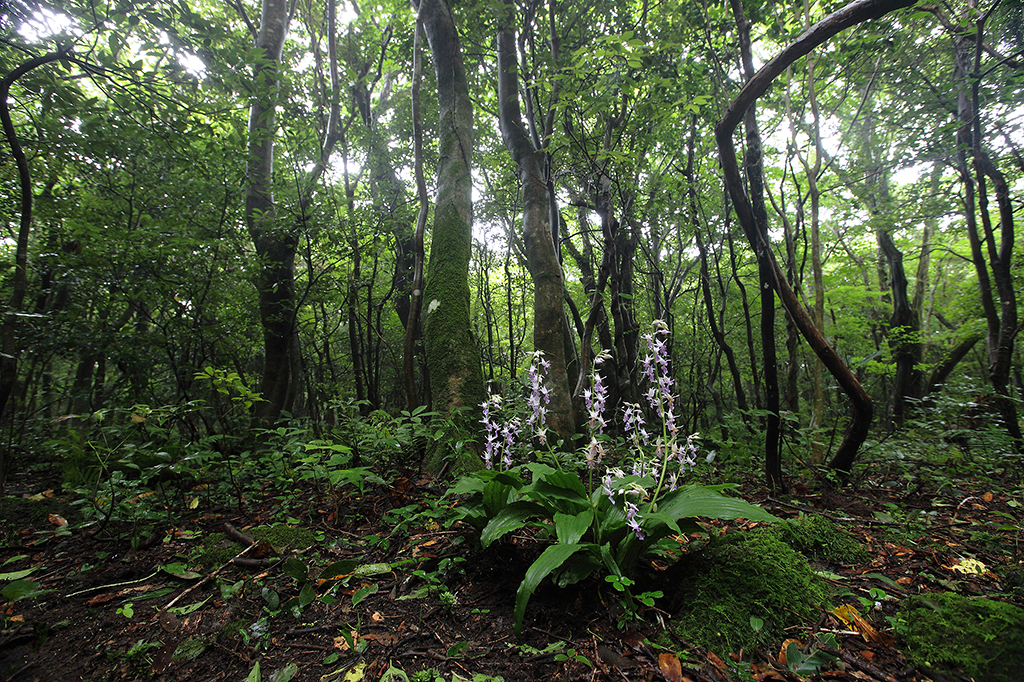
[0,461,1022,682]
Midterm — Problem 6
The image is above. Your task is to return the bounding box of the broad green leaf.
[168,595,211,616]
[480,501,548,548]
[655,486,778,524]
[268,662,300,682]
[598,543,621,577]
[246,661,261,682]
[554,551,601,588]
[321,560,360,581]
[299,581,317,608]
[0,568,35,581]
[351,583,377,607]
[352,563,390,577]
[483,479,515,517]
[1,579,40,602]
[553,510,593,545]
[282,557,308,582]
[514,543,588,640]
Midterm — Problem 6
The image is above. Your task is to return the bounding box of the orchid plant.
[447,321,778,640]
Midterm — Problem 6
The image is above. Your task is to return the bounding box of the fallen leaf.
[344,661,365,682]
[333,631,359,651]
[9,614,24,623]
[158,611,181,633]
[706,650,730,675]
[370,612,384,622]
[658,653,683,682]
[87,593,116,606]
[861,650,875,661]
[362,632,398,646]
[778,638,801,665]
[983,492,994,502]
[597,644,636,669]
[951,557,986,575]
[833,604,895,645]
[48,514,67,527]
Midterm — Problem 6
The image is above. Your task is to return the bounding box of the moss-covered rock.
[667,526,832,653]
[901,592,1024,682]
[198,524,318,568]
[768,514,869,565]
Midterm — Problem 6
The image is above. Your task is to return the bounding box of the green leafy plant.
[448,325,779,639]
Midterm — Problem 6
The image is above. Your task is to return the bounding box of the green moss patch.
[0,495,79,543]
[667,526,832,653]
[901,592,1024,682]
[198,524,317,568]
[767,514,869,565]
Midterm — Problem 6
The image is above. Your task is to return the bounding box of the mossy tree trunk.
[414,0,484,425]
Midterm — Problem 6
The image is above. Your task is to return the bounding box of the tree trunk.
[0,47,72,491]
[955,12,1023,447]
[404,17,429,410]
[727,0,782,491]
[245,0,295,424]
[496,0,574,442]
[414,0,485,423]
[717,0,915,475]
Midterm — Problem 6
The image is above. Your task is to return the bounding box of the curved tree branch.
[715,0,917,475]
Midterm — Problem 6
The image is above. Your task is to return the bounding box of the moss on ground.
[198,524,317,568]
[901,592,1024,682]
[0,495,80,543]
[767,514,869,565]
[667,525,832,653]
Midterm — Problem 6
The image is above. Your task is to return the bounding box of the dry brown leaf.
[983,492,994,502]
[860,650,875,661]
[48,513,67,527]
[706,650,731,675]
[362,632,399,646]
[86,593,116,606]
[370,612,384,622]
[333,631,359,651]
[658,653,683,682]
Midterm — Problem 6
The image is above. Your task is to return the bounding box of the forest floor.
[0,448,1022,682]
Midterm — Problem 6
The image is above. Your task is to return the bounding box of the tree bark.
[496,0,574,442]
[413,0,485,424]
[717,0,916,474]
[727,0,782,491]
[954,8,1022,447]
[403,17,429,410]
[0,46,73,491]
[245,0,295,424]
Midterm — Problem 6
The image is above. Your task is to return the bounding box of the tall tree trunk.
[404,17,429,410]
[955,11,1023,447]
[245,0,295,424]
[727,0,782,491]
[717,0,914,475]
[496,0,574,442]
[685,118,750,421]
[413,0,485,424]
[859,96,920,429]
[0,47,71,491]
